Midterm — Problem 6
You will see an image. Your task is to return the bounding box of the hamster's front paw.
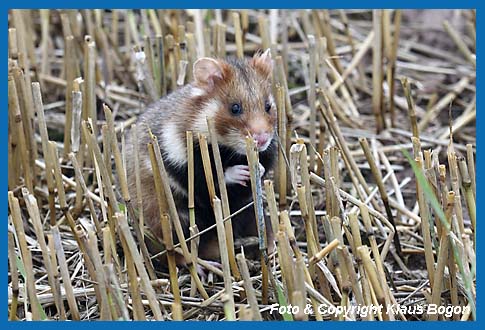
[196,260,222,283]
[224,163,265,186]
[224,165,250,186]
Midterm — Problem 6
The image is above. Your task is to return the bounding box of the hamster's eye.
[265,100,272,113]
[230,102,242,115]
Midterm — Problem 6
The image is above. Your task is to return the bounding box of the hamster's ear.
[193,58,224,88]
[251,48,272,77]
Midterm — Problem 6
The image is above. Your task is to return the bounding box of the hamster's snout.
[253,132,270,147]
[247,116,273,152]
[253,132,272,151]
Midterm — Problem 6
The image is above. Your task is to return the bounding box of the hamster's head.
[192,49,276,155]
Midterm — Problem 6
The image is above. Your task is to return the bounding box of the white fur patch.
[193,100,221,134]
[168,174,188,197]
[268,94,275,105]
[161,122,187,168]
[143,156,153,171]
[191,87,206,97]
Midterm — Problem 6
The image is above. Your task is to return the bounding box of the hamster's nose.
[253,132,271,148]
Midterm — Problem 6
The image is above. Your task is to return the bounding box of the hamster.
[126,49,277,264]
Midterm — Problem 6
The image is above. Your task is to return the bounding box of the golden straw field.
[7,9,475,321]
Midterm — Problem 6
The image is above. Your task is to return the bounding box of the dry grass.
[8,9,475,321]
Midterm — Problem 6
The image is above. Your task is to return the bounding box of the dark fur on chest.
[163,138,277,239]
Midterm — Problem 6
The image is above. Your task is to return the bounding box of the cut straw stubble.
[147,130,209,300]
